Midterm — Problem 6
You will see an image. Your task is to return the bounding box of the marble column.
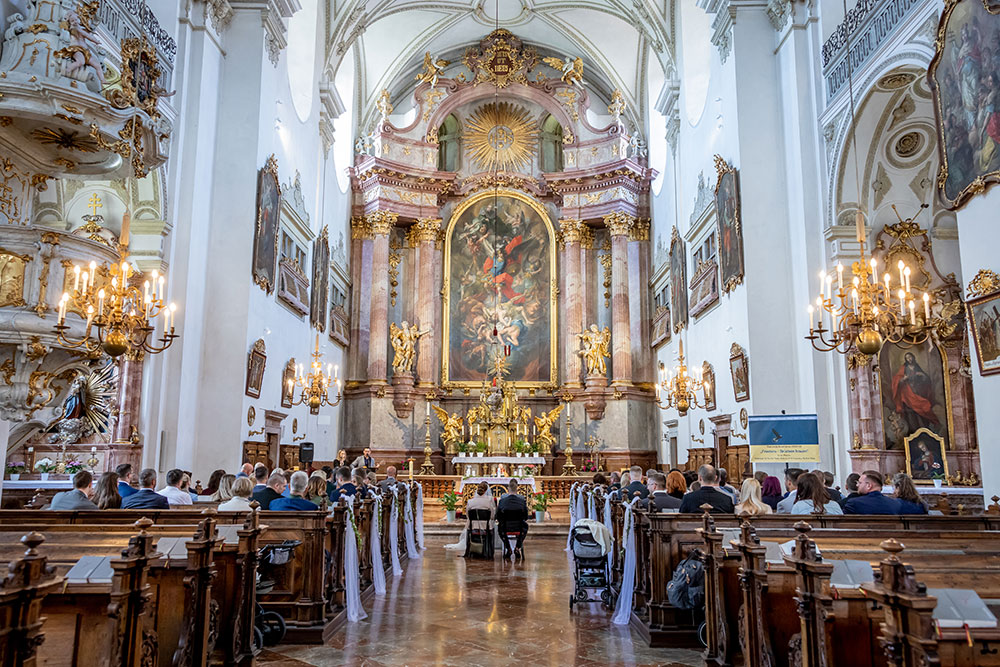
[580,226,596,328]
[605,212,635,386]
[113,352,144,442]
[411,218,441,386]
[629,220,652,383]
[367,211,397,384]
[349,216,374,381]
[560,219,584,387]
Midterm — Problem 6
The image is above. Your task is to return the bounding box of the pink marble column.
[412,218,441,386]
[851,354,880,450]
[580,227,595,328]
[605,212,634,386]
[560,219,584,387]
[628,220,652,382]
[349,216,373,381]
[113,353,143,442]
[367,211,397,384]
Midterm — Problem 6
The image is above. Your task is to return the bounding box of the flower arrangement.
[531,492,551,513]
[441,491,460,512]
[580,458,598,473]
[65,460,85,474]
[5,461,25,475]
[33,457,56,474]
[475,440,488,454]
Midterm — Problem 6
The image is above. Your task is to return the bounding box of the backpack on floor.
[667,553,705,609]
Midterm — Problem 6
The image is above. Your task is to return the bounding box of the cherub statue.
[432,406,464,449]
[533,404,564,450]
[57,4,106,88]
[577,324,611,377]
[415,51,450,89]
[389,320,429,374]
[542,55,584,86]
[376,89,393,121]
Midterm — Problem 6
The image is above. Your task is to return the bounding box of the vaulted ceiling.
[325,0,675,131]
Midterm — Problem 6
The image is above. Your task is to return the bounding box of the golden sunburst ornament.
[464,102,538,173]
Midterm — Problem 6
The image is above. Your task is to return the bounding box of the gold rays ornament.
[464,102,538,173]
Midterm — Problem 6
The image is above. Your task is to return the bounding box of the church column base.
[583,375,608,420]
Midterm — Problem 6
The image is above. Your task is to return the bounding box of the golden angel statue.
[577,324,611,376]
[389,320,429,374]
[415,51,450,89]
[533,404,564,450]
[542,55,584,86]
[432,405,464,449]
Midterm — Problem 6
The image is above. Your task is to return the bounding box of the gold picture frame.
[730,343,750,403]
[245,338,266,399]
[903,427,949,483]
[108,37,163,118]
[714,155,745,293]
[252,155,281,294]
[440,188,558,387]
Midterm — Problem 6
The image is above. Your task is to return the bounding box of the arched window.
[437,114,460,171]
[540,114,563,173]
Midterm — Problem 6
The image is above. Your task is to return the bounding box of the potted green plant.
[441,491,460,523]
[5,461,24,481]
[475,441,487,457]
[532,492,551,523]
[457,440,468,454]
[932,472,946,489]
[34,457,56,481]
[514,440,528,457]
[65,460,85,474]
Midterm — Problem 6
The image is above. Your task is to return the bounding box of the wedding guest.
[776,468,804,514]
[843,471,901,515]
[790,472,843,515]
[812,468,842,502]
[665,470,687,500]
[608,471,622,491]
[329,466,356,503]
[592,473,608,487]
[378,466,399,494]
[321,465,336,498]
[717,468,739,500]
[366,471,378,488]
[236,462,254,478]
[735,478,772,516]
[116,463,138,498]
[218,477,255,511]
[335,449,350,468]
[761,475,783,511]
[644,473,681,512]
[210,474,236,502]
[252,472,287,509]
[892,473,928,515]
[754,470,768,486]
[122,468,170,509]
[252,464,268,493]
[623,465,650,500]
[838,473,861,508]
[679,465,735,514]
[271,471,319,510]
[158,469,193,505]
[352,468,372,497]
[204,469,226,496]
[49,470,97,510]
[93,472,122,509]
[180,473,198,501]
[306,473,329,505]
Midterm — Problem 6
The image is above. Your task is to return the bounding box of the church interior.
[0,0,999,662]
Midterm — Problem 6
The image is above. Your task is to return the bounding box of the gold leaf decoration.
[464,102,538,173]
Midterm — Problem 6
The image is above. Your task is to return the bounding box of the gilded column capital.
[351,216,373,240]
[558,219,585,244]
[629,219,650,242]
[603,211,637,237]
[579,225,595,250]
[367,210,399,236]
[407,217,442,246]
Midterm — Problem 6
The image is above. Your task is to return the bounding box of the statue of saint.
[577,324,611,376]
[62,375,86,420]
[389,320,429,374]
[532,404,564,450]
[432,406,464,449]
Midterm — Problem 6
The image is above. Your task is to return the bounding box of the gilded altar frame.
[441,188,558,388]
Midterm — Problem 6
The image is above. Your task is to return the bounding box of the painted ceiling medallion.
[464,102,538,173]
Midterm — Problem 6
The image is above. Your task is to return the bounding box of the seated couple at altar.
[465,480,530,560]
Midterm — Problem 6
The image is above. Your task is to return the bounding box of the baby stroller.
[254,539,302,648]
[569,524,614,609]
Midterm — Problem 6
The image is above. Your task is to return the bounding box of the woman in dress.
[790,472,843,515]
[666,471,687,500]
[219,477,254,511]
[893,473,928,515]
[734,478,772,516]
[760,475,783,511]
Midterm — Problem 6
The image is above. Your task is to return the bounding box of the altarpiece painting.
[878,340,953,451]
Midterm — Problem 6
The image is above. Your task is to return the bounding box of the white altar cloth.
[458,476,537,492]
[451,455,545,465]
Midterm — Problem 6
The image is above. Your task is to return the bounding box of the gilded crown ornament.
[287,334,342,410]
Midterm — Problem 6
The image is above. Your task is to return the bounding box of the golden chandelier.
[54,249,178,358]
[287,334,342,410]
[805,213,931,355]
[655,340,709,417]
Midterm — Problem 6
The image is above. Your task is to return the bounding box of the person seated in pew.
[754,470,768,486]
[467,481,496,521]
[181,472,199,501]
[366,471,378,491]
[644,472,682,512]
[253,472,287,510]
[252,465,269,494]
[776,468,804,514]
[892,472,928,515]
[236,462,254,478]
[790,472,843,515]
[843,470,901,515]
[679,465,735,514]
[305,472,329,505]
[157,469,193,505]
[271,471,319,511]
[839,472,861,508]
[622,465,650,500]
[93,471,122,509]
[812,468,843,502]
[735,477,772,515]
[210,474,236,502]
[717,467,739,500]
[49,470,98,510]
[608,471,621,492]
[204,468,226,496]
[279,469,293,497]
[378,466,399,494]
[329,466,356,503]
[352,468,373,498]
[760,475,782,511]
[122,468,171,509]
[666,470,687,500]
[218,476,255,511]
[116,463,138,498]
[497,479,529,559]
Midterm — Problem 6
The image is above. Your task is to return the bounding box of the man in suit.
[644,472,682,512]
[843,471,901,515]
[776,468,804,514]
[271,471,319,510]
[622,465,650,500]
[122,468,170,509]
[252,472,287,510]
[251,465,268,494]
[329,466,357,503]
[49,470,98,510]
[378,466,399,494]
[351,447,376,471]
[497,479,529,559]
[116,463,138,498]
[679,465,736,514]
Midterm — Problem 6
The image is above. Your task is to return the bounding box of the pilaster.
[605,211,635,386]
[411,218,441,386]
[366,210,397,384]
[560,218,585,387]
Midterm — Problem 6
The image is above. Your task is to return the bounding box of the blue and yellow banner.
[748,414,820,462]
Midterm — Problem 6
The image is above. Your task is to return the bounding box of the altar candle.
[408,460,413,478]
[426,401,430,418]
[90,446,97,454]
[923,292,930,321]
[27,447,33,454]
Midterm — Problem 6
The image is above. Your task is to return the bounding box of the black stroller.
[568,524,614,609]
[254,539,302,648]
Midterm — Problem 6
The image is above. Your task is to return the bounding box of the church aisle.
[260,536,703,666]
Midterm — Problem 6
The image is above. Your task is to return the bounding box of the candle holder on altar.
[86,447,99,472]
[419,412,435,475]
[560,411,577,477]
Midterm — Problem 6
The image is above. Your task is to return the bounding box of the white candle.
[855,211,865,244]
[869,258,877,284]
[91,446,97,454]
[908,300,915,325]
[98,289,105,317]
[903,267,911,294]
[85,305,94,328]
[426,401,430,418]
[807,305,815,330]
[884,273,891,294]
[897,260,904,286]
[158,276,165,301]
[169,303,176,329]
[837,263,844,290]
[923,292,930,321]
[818,271,825,298]
[81,271,89,295]
[144,280,150,303]
[73,265,80,291]
[851,288,858,315]
[27,447,33,454]
[898,290,906,316]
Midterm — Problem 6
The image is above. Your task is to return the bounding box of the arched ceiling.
[325,0,675,131]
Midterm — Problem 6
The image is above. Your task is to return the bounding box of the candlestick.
[923,292,930,321]
[908,300,915,326]
[837,263,844,290]
[73,265,80,291]
[807,305,815,330]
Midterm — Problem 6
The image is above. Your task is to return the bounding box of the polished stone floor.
[261,536,703,666]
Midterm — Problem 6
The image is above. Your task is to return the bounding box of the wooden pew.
[0,532,65,666]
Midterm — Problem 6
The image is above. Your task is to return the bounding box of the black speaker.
[299,442,314,464]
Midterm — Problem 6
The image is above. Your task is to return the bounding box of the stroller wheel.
[575,588,589,602]
[258,611,287,647]
[600,589,613,606]
[698,621,708,648]
[569,595,575,609]
[252,626,264,652]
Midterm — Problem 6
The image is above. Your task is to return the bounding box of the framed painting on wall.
[714,155,745,293]
[670,227,688,333]
[730,343,749,403]
[245,339,266,399]
[281,358,295,408]
[702,361,716,411]
[966,269,1000,376]
[878,339,954,451]
[252,155,281,293]
[310,226,330,331]
[903,427,949,483]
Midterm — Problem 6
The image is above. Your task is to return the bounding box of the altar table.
[457,476,537,492]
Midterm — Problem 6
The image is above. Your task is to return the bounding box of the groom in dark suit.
[497,480,529,560]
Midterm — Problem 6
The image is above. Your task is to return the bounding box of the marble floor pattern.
[261,535,703,667]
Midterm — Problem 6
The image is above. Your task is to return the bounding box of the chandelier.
[805,215,932,355]
[287,334,342,409]
[654,340,708,416]
[54,249,178,358]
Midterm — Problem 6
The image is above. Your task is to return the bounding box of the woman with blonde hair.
[218,477,254,511]
[306,473,329,505]
[210,473,236,502]
[734,478,772,516]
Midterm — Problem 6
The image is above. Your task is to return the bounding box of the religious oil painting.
[878,340,953,451]
[442,190,556,385]
[245,339,266,399]
[928,0,1000,209]
[310,226,330,332]
[669,227,688,332]
[904,427,950,482]
[252,156,281,294]
[967,290,1000,375]
[730,344,749,402]
[714,157,745,293]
